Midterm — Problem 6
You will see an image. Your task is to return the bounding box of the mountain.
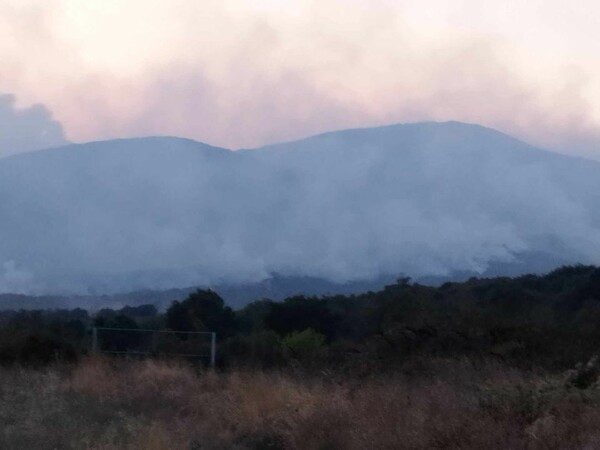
[1,121,600,296]
[0,273,397,311]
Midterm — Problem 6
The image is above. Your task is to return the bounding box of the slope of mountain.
[1,122,600,296]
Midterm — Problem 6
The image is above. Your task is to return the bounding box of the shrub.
[282,328,326,360]
[222,331,284,368]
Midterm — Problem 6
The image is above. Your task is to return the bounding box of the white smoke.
[0,94,68,158]
[1,122,600,294]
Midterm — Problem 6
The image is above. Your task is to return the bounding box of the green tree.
[166,289,237,336]
[265,296,338,339]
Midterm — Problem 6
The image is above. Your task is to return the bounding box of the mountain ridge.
[1,121,576,162]
[1,121,599,297]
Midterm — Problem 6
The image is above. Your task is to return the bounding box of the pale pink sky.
[1,0,600,157]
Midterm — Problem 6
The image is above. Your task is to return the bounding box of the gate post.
[210,332,217,369]
[92,327,98,354]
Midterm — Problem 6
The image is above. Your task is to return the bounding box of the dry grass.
[1,357,600,449]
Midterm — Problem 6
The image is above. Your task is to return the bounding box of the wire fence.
[92,327,216,368]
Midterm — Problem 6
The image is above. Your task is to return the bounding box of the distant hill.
[1,122,600,297]
[0,273,397,311]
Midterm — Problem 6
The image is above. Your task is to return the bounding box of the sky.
[1,0,600,158]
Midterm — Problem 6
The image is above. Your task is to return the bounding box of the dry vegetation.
[1,357,600,449]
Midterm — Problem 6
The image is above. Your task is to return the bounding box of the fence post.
[210,332,217,369]
[92,327,98,354]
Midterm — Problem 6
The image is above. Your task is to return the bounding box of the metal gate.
[92,327,217,368]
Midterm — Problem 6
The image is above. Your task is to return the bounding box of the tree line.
[2,265,600,371]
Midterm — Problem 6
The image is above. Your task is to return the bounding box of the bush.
[266,296,339,339]
[222,331,284,368]
[0,329,80,366]
[282,328,326,360]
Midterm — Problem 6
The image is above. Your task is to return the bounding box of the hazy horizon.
[2,1,600,160]
[2,122,600,295]
[3,2,600,297]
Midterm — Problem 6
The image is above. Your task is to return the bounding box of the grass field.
[1,357,600,449]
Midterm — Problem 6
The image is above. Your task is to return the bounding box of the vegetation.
[3,357,600,448]
[3,265,600,447]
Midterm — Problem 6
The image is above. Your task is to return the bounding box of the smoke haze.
[0,94,68,157]
[1,122,600,294]
[1,1,600,158]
